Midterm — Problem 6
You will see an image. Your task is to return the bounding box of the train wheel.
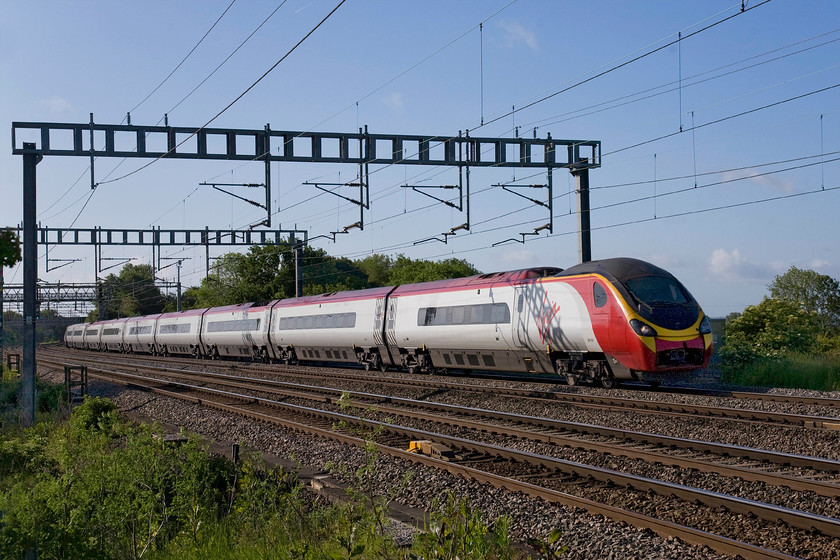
[600,376,618,389]
[379,362,388,372]
[565,374,578,386]
[364,362,372,371]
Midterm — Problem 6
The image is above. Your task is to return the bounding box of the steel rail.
[45,348,840,429]
[59,361,840,540]
[51,347,840,413]
[56,361,805,560]
[40,354,840,470]
[39,355,840,498]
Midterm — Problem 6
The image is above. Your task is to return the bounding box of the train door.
[373,297,385,345]
[385,298,398,347]
[513,285,549,351]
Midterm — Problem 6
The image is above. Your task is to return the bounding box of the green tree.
[768,266,840,333]
[189,243,290,308]
[0,229,21,268]
[87,263,167,320]
[355,253,393,287]
[183,247,482,309]
[720,298,820,369]
[388,255,480,285]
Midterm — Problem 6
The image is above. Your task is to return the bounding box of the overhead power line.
[129,0,237,115]
[604,82,840,157]
[474,0,772,130]
[94,0,346,187]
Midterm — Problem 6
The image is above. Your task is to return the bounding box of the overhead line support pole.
[572,157,591,263]
[22,142,42,427]
[264,123,271,228]
[1,265,4,373]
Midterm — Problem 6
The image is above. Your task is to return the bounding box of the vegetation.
[3,309,74,346]
[720,267,840,390]
[1,365,67,429]
[183,245,480,310]
[0,228,22,268]
[0,391,548,559]
[87,263,171,322]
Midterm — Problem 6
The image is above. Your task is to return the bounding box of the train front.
[569,258,714,382]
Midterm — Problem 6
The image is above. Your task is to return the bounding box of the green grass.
[722,353,840,391]
[1,396,541,560]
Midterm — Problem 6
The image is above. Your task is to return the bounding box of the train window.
[451,306,465,324]
[419,307,437,326]
[102,328,121,336]
[593,283,608,308]
[128,326,152,335]
[417,303,510,326]
[207,319,261,332]
[470,305,487,324]
[276,312,357,330]
[159,324,192,334]
[625,276,689,305]
[517,293,524,313]
[490,303,510,323]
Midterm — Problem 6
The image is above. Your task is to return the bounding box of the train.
[64,257,714,388]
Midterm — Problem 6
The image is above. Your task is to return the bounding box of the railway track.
[40,354,840,497]
[38,351,840,559]
[47,348,840,429]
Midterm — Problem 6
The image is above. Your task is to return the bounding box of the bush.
[722,353,840,391]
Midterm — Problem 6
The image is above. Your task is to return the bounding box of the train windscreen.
[623,275,698,330]
[624,276,689,306]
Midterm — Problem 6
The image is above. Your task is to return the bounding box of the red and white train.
[64,257,714,387]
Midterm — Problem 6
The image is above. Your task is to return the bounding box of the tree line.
[720,266,840,378]
[85,244,479,321]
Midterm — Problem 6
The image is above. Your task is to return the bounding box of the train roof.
[273,286,395,307]
[392,267,562,296]
[555,258,675,283]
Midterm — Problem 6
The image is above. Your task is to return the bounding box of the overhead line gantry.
[11,119,600,426]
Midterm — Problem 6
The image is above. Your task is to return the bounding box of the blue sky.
[2,0,839,317]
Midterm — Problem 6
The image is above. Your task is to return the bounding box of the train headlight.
[699,316,712,335]
[629,319,657,337]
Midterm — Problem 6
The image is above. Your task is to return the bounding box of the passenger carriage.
[64,323,86,349]
[99,317,129,352]
[82,322,103,351]
[201,302,273,361]
[123,314,161,354]
[268,287,392,368]
[154,308,207,357]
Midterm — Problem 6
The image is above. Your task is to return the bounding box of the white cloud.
[496,249,539,266]
[38,95,75,115]
[383,92,404,112]
[809,258,830,270]
[721,168,795,193]
[499,20,539,51]
[707,248,772,281]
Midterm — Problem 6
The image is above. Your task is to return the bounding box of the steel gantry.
[11,119,600,425]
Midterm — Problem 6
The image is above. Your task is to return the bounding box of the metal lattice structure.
[11,119,601,426]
